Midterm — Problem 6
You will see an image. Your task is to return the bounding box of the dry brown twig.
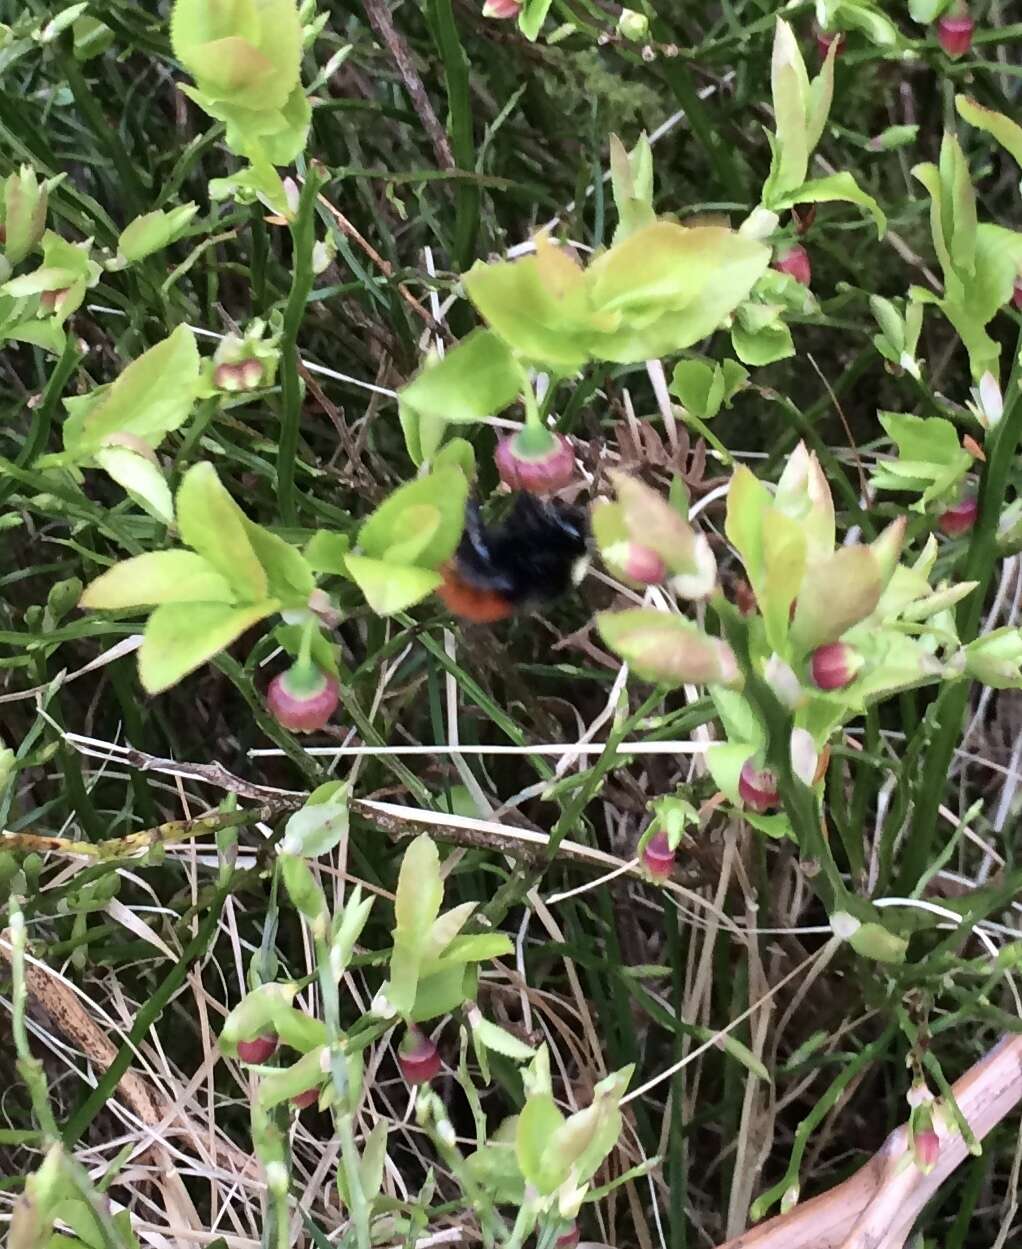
[717,1033,1022,1249]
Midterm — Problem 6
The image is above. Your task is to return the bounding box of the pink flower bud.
[266,667,340,733]
[773,244,812,287]
[494,431,576,495]
[237,1034,278,1064]
[936,14,974,58]
[914,1128,940,1171]
[241,358,264,388]
[739,762,780,813]
[618,543,668,586]
[214,359,263,392]
[555,1225,580,1249]
[937,496,978,538]
[641,831,675,880]
[292,1086,320,1110]
[398,1027,442,1085]
[815,27,843,58]
[483,0,522,16]
[1012,277,1022,310]
[40,287,69,314]
[809,642,862,691]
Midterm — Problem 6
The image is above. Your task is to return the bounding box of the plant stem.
[898,326,1022,889]
[277,167,327,527]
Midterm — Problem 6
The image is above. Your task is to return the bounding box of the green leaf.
[878,412,963,467]
[139,600,275,693]
[175,462,268,601]
[239,516,314,605]
[396,834,443,937]
[731,317,795,366]
[725,464,772,590]
[345,556,441,616]
[769,20,810,196]
[358,469,468,570]
[474,1017,535,1061]
[768,172,886,238]
[516,1093,567,1193]
[304,531,350,575]
[359,1122,388,1203]
[398,330,521,464]
[432,933,514,967]
[670,359,718,419]
[790,547,883,652]
[80,551,237,610]
[463,249,591,370]
[409,964,471,1022]
[806,36,837,152]
[116,204,199,264]
[62,324,199,459]
[956,95,1022,169]
[94,447,174,524]
[596,610,740,688]
[518,0,554,42]
[170,0,302,112]
[280,792,349,858]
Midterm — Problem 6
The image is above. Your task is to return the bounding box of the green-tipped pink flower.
[483,0,521,17]
[937,496,978,537]
[738,762,779,813]
[809,642,863,690]
[292,1086,320,1110]
[937,7,974,58]
[214,358,265,392]
[554,1224,580,1249]
[267,663,339,733]
[593,471,716,597]
[399,1027,442,1085]
[773,243,811,287]
[641,831,676,880]
[495,428,576,494]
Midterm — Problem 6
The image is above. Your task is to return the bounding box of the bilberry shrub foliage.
[3,0,1022,1244]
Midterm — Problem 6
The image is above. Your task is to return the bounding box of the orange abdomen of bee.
[437,564,515,623]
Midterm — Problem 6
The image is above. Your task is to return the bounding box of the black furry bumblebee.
[438,494,589,623]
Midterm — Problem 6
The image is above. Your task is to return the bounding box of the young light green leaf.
[359,1122,388,1202]
[80,551,237,610]
[769,20,810,196]
[175,462,268,602]
[304,531,350,575]
[398,330,521,464]
[956,95,1022,168]
[345,556,441,616]
[170,0,303,112]
[62,324,200,458]
[239,516,315,605]
[516,1093,567,1193]
[280,791,349,858]
[94,447,174,525]
[769,172,886,238]
[395,834,444,939]
[139,600,275,693]
[473,1016,535,1061]
[517,0,554,41]
[357,468,468,569]
[116,203,199,264]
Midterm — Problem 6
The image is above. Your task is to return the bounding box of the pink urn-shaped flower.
[398,1026,442,1085]
[266,663,340,733]
[739,762,780,813]
[494,428,576,494]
